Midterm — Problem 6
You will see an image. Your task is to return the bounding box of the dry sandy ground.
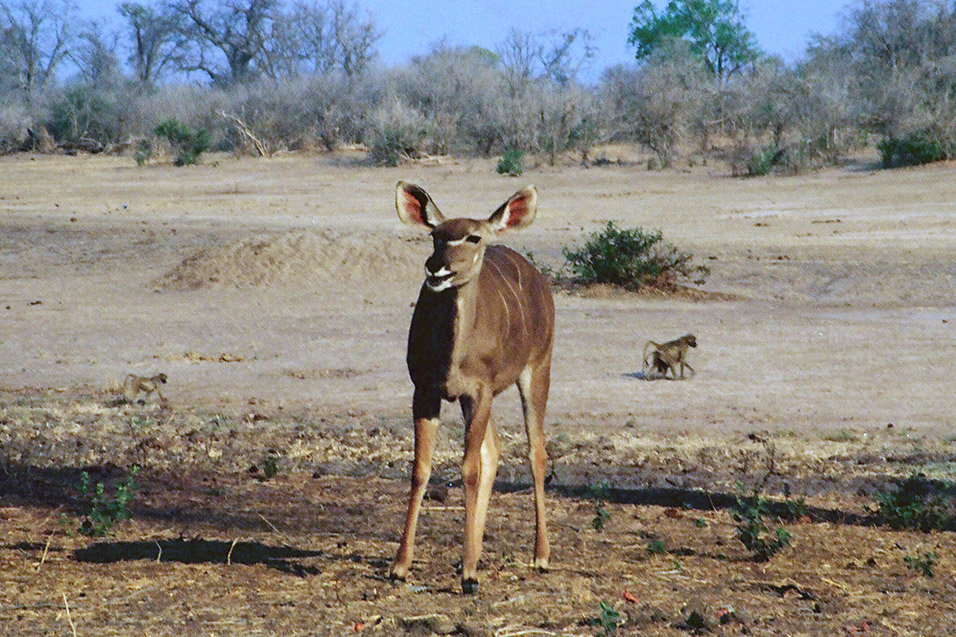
[1,151,955,635]
[1,151,953,434]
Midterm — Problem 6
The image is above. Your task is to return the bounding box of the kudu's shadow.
[0,461,391,576]
[72,538,324,576]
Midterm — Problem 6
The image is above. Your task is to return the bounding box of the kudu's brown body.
[390,181,554,594]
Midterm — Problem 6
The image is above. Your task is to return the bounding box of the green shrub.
[368,125,430,166]
[904,551,938,577]
[875,473,954,531]
[780,496,809,522]
[588,601,620,636]
[154,118,209,166]
[48,86,123,146]
[368,100,428,166]
[588,480,611,530]
[561,221,709,290]
[730,482,791,562]
[878,130,952,168]
[746,146,780,176]
[133,139,152,166]
[496,148,524,176]
[646,539,667,555]
[76,466,140,537]
[263,455,280,479]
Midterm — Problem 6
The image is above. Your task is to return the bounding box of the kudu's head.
[395,181,538,292]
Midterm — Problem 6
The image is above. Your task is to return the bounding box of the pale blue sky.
[81,0,852,80]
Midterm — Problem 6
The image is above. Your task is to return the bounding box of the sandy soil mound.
[153,230,424,290]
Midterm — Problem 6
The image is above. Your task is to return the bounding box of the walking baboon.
[642,334,697,380]
[123,373,168,403]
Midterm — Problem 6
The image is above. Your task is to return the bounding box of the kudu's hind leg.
[390,393,440,582]
[517,359,552,571]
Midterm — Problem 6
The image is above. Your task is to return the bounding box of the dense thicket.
[1,0,954,170]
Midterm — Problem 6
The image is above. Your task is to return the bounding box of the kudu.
[390,181,555,594]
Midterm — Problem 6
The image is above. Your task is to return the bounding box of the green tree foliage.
[154,117,209,165]
[628,0,760,80]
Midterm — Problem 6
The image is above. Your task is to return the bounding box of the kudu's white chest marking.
[390,181,555,594]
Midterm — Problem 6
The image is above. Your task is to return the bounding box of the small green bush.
[875,473,954,531]
[730,482,791,562]
[588,480,611,530]
[646,539,667,555]
[746,146,780,176]
[780,496,809,522]
[76,466,140,537]
[133,139,152,166]
[561,221,709,290]
[496,148,524,176]
[878,130,953,168]
[369,124,431,166]
[904,551,938,577]
[588,601,620,636]
[48,86,122,146]
[154,118,209,166]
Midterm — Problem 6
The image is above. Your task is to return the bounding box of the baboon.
[123,373,168,403]
[642,334,697,380]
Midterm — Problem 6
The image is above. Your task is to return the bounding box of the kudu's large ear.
[396,181,446,230]
[488,185,537,233]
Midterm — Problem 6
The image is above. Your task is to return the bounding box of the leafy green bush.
[368,99,428,166]
[48,86,123,147]
[780,496,809,522]
[646,539,667,555]
[878,130,953,168]
[496,148,524,176]
[746,146,779,176]
[369,129,411,166]
[875,473,954,531]
[154,118,209,166]
[588,480,611,530]
[133,139,152,166]
[730,482,791,562]
[561,221,709,290]
[76,466,140,537]
[588,601,620,636]
[905,551,938,577]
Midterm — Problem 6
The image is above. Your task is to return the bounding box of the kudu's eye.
[466,235,481,244]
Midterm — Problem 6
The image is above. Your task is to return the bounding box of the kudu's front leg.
[460,389,499,594]
[390,391,440,582]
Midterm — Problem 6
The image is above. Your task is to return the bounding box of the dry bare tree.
[71,20,123,89]
[170,0,278,85]
[118,1,187,86]
[602,43,706,167]
[261,0,380,79]
[0,0,75,103]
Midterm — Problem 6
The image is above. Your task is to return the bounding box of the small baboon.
[642,334,697,380]
[123,372,168,403]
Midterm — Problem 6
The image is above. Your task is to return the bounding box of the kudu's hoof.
[388,571,406,586]
[461,578,479,595]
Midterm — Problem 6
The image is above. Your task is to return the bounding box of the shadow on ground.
[72,538,323,576]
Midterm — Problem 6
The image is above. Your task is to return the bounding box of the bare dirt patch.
[153,229,423,291]
[1,153,955,634]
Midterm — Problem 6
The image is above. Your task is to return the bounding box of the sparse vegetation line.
[2,1,954,172]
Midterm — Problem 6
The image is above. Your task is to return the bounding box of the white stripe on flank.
[486,257,526,334]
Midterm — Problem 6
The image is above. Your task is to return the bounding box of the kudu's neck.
[407,263,485,397]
